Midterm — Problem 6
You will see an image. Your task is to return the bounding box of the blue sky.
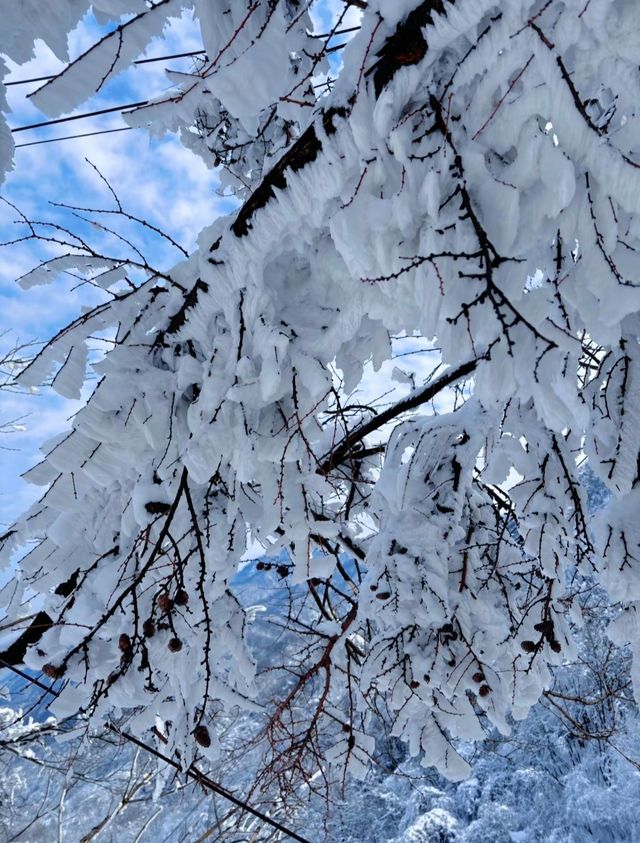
[0,8,232,527]
[0,1,361,528]
[1,1,420,532]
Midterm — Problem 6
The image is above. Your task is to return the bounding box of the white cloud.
[1,8,226,528]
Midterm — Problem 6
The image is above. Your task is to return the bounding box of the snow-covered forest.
[1,1,640,840]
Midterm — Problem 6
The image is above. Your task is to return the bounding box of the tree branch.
[319,357,478,475]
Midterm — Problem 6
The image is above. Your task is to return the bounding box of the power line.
[14,126,135,148]
[9,68,348,134]
[116,730,312,843]
[4,26,360,88]
[5,50,207,87]
[7,28,358,136]
[11,100,147,133]
[310,25,361,38]
[0,659,312,843]
[4,27,360,89]
[9,77,340,136]
[124,48,205,65]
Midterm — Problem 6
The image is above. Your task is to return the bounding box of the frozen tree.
[0,333,38,439]
[3,0,640,819]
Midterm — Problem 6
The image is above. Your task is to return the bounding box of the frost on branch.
[28,0,184,118]
[0,1,150,183]
[4,0,640,800]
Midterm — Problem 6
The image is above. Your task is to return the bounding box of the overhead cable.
[14,126,135,148]
[5,50,207,87]
[11,101,148,133]
[0,659,312,843]
[5,27,359,89]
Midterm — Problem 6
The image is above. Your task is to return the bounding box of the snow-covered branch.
[3,0,640,813]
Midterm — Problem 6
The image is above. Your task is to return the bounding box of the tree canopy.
[2,0,640,806]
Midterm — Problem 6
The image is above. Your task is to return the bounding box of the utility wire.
[0,659,312,843]
[9,71,345,136]
[5,26,360,89]
[11,77,337,147]
[8,30,355,136]
[14,126,135,148]
[4,50,208,87]
[10,52,350,133]
[11,101,148,133]
[311,25,361,38]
